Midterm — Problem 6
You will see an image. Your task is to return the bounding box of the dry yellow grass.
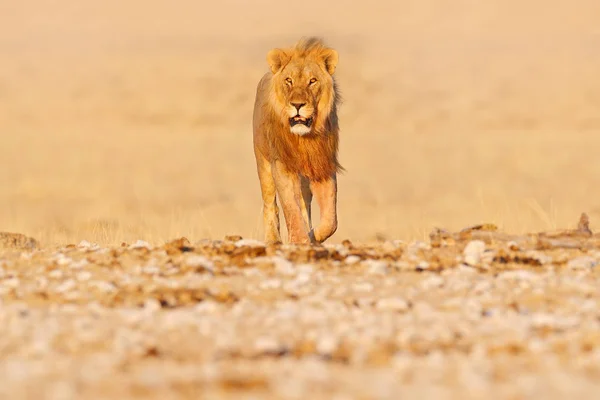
[1,0,600,247]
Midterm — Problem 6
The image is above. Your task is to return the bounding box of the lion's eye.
[285,78,293,85]
[309,78,317,85]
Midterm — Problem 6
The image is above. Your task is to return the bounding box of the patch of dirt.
[0,215,599,399]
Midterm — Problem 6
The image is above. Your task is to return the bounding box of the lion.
[252,37,343,245]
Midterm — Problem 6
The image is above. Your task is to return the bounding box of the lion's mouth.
[289,116,313,128]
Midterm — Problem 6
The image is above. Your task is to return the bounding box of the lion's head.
[266,37,339,136]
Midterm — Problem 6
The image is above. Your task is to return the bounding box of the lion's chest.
[271,131,337,181]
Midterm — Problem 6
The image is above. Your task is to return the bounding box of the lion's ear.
[322,49,339,75]
[267,49,290,74]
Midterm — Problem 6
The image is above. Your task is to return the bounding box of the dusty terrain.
[1,217,600,399]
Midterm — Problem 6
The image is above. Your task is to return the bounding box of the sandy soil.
[1,218,600,399]
[1,0,600,246]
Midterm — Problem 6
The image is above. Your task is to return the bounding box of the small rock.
[463,240,486,266]
[273,257,295,275]
[345,255,361,265]
[507,241,521,251]
[195,300,219,314]
[416,260,430,270]
[48,269,64,279]
[259,279,282,290]
[185,255,215,272]
[55,254,73,266]
[365,260,388,275]
[224,235,243,242]
[524,251,553,265]
[421,276,444,290]
[293,272,312,286]
[352,282,374,292]
[130,240,151,250]
[55,279,77,293]
[498,270,536,281]
[255,337,281,353]
[77,240,93,249]
[376,297,410,312]
[69,259,89,269]
[235,239,265,247]
[143,299,162,312]
[3,278,20,288]
[297,264,315,275]
[567,256,597,270]
[92,281,117,293]
[76,271,92,281]
[142,265,160,275]
[394,261,411,271]
[316,335,339,355]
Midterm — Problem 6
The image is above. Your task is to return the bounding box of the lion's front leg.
[272,160,311,244]
[309,174,338,244]
[255,148,281,244]
[300,176,313,232]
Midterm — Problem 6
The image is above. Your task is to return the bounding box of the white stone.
[76,271,92,281]
[567,256,597,270]
[344,255,361,265]
[376,297,410,312]
[260,279,282,290]
[463,240,486,266]
[316,335,339,355]
[273,257,296,275]
[69,259,89,269]
[365,260,388,275]
[352,282,374,292]
[255,337,281,353]
[185,255,215,272]
[130,240,151,250]
[235,239,265,247]
[55,279,77,293]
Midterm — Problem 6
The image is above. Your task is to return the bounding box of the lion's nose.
[291,102,306,112]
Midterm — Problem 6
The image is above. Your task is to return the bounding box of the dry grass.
[1,0,600,247]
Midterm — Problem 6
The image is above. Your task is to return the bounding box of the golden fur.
[253,37,343,244]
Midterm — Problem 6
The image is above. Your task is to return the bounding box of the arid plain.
[2,0,600,246]
[2,1,600,399]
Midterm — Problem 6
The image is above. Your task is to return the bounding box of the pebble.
[365,260,388,275]
[55,279,77,293]
[567,256,597,270]
[416,260,430,270]
[185,255,215,272]
[463,240,486,266]
[273,257,296,275]
[76,271,92,281]
[254,336,282,353]
[129,240,152,250]
[260,279,282,290]
[375,297,410,312]
[352,282,374,292]
[345,255,361,265]
[235,239,265,247]
[316,335,339,355]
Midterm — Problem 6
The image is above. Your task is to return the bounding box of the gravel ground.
[1,219,600,399]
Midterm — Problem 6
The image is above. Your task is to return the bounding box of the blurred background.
[1,0,599,246]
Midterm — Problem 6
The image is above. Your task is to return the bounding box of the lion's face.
[267,44,338,136]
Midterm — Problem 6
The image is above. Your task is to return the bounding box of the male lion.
[252,37,343,245]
